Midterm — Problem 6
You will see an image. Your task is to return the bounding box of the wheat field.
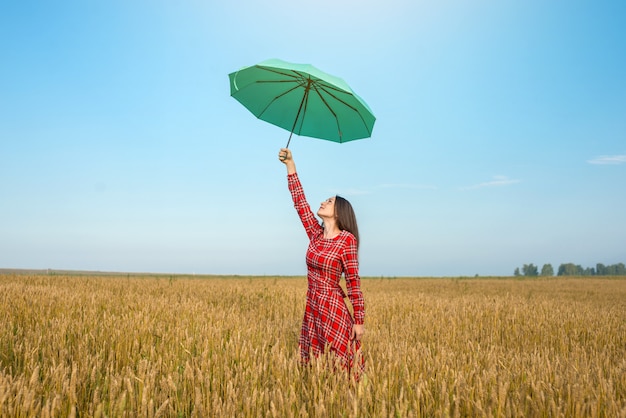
[0,274,624,417]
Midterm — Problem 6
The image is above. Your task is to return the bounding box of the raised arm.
[279,148,323,240]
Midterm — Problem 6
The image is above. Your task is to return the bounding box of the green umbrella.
[228,59,375,148]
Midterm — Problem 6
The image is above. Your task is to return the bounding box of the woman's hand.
[278,148,292,163]
[352,324,365,341]
[279,148,296,174]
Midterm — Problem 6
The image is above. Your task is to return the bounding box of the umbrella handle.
[285,131,294,149]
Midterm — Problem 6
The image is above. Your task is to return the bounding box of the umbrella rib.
[295,80,311,135]
[232,66,302,92]
[311,83,342,141]
[256,66,310,84]
[257,66,300,79]
[315,83,373,138]
[250,68,312,119]
[256,83,303,119]
[315,83,362,114]
[287,78,312,148]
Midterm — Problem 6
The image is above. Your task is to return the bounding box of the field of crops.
[1,274,625,417]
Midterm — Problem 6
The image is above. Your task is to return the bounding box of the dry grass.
[0,274,624,417]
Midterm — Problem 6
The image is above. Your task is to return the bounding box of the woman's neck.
[322,219,341,239]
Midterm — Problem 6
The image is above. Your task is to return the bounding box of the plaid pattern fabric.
[288,173,365,372]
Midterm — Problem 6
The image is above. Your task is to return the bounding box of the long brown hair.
[334,195,359,250]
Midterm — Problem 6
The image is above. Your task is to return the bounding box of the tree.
[515,261,626,277]
[606,263,626,275]
[558,263,583,276]
[541,264,554,276]
[583,267,595,276]
[522,264,538,277]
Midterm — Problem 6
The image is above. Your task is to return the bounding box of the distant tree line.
[513,263,626,277]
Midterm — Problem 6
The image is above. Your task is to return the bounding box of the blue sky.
[1,0,624,276]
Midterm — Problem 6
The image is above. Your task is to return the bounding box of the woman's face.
[317,197,336,219]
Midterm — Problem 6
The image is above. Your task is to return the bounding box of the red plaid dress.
[288,173,365,373]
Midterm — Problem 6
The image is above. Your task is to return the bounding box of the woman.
[278,148,365,375]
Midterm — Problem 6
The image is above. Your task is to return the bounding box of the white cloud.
[461,175,521,190]
[587,155,626,165]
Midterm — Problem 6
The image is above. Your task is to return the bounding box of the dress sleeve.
[341,234,364,324]
[288,173,323,241]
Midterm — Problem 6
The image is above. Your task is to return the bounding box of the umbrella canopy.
[229,59,375,147]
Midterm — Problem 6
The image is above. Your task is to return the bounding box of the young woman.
[278,148,365,376]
